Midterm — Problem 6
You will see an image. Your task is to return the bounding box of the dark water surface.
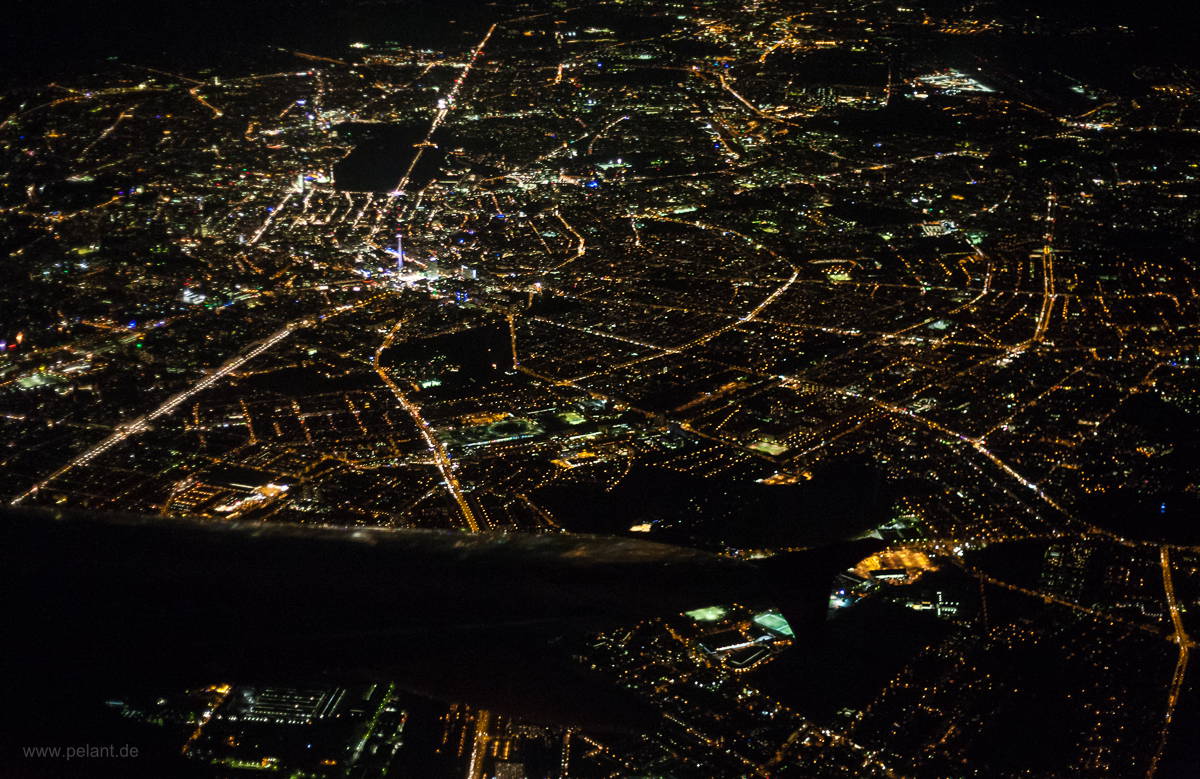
[332,122,447,192]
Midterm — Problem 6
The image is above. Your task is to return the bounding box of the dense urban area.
[2,0,1199,775]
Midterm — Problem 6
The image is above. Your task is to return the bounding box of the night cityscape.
[2,0,1199,776]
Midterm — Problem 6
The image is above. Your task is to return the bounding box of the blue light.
[585,179,600,189]
[128,320,137,329]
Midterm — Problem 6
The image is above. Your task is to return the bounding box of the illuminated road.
[714,71,798,127]
[372,318,480,533]
[943,543,1200,779]
[568,267,799,382]
[1148,546,1193,778]
[11,324,301,505]
[187,86,223,118]
[181,684,232,756]
[1161,547,1192,648]
[1031,191,1058,343]
[547,208,587,271]
[247,191,294,245]
[390,23,496,197]
[368,16,494,526]
[949,556,1166,640]
[834,384,1070,517]
[548,211,800,381]
[375,23,498,529]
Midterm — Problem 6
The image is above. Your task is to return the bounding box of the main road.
[9,293,380,506]
[389,23,497,197]
[1031,190,1058,343]
[1148,546,1194,778]
[11,323,302,505]
[372,317,480,532]
[372,23,498,532]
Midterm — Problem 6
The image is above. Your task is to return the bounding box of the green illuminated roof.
[685,606,727,622]
[753,611,794,637]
